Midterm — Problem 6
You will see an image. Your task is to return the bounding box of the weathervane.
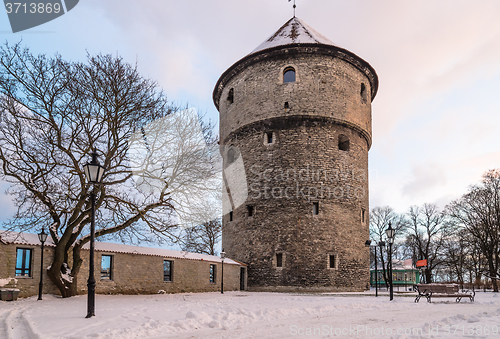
[288,0,296,17]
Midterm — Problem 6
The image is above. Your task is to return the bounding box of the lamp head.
[38,227,48,243]
[84,148,105,184]
[385,222,395,243]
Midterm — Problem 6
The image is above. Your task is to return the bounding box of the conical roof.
[250,17,336,54]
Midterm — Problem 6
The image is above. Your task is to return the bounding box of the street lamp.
[365,239,385,297]
[83,148,105,318]
[220,249,226,294]
[385,222,395,301]
[37,227,48,301]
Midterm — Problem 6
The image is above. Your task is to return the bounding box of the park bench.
[414,283,475,303]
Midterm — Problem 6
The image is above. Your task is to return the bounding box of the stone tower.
[213,17,378,291]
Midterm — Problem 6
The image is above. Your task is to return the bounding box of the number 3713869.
[5,2,61,14]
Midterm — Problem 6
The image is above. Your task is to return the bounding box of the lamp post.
[83,149,105,318]
[386,222,395,301]
[365,240,385,297]
[220,249,225,294]
[37,227,48,301]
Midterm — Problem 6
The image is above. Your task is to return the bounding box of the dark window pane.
[276,253,283,267]
[209,264,216,283]
[283,68,295,83]
[330,255,336,268]
[164,260,172,282]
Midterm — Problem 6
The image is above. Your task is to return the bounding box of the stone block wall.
[0,242,244,298]
[216,44,375,292]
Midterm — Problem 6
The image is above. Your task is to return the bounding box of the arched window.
[338,135,350,151]
[283,67,296,83]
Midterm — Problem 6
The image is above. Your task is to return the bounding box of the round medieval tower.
[214,17,378,291]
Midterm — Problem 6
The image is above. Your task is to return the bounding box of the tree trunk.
[46,242,83,297]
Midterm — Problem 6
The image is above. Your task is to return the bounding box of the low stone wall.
[0,242,243,298]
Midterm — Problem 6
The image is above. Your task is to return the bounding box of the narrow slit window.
[283,67,295,83]
[266,132,273,144]
[276,253,283,267]
[360,83,367,103]
[227,88,234,104]
[313,202,319,215]
[247,205,254,217]
[229,211,233,221]
[361,208,366,223]
[329,255,336,269]
[338,135,350,151]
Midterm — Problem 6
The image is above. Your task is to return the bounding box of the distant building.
[214,17,378,292]
[370,259,421,291]
[0,231,246,298]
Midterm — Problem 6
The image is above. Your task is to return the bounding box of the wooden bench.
[414,284,475,303]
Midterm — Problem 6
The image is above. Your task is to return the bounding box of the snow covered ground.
[1,290,499,339]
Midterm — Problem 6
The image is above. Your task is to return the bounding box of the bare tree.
[0,43,219,297]
[180,218,222,256]
[404,203,448,283]
[369,206,405,287]
[447,169,500,292]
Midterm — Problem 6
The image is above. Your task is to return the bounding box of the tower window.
[229,211,233,221]
[329,254,337,269]
[361,208,366,223]
[276,253,283,267]
[338,135,350,151]
[284,102,289,109]
[283,67,295,83]
[247,205,254,217]
[265,131,274,144]
[227,88,234,104]
[360,83,367,103]
[312,202,319,215]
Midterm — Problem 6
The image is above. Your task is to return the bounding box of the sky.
[1,0,500,226]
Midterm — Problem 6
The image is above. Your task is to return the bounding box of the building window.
[227,88,234,104]
[284,101,289,109]
[163,260,173,282]
[101,255,113,280]
[338,135,350,151]
[283,67,295,83]
[360,83,367,103]
[247,205,254,217]
[229,211,233,221]
[361,208,366,223]
[329,254,337,269]
[209,264,216,283]
[15,248,32,277]
[313,202,319,215]
[276,253,283,268]
[265,131,274,145]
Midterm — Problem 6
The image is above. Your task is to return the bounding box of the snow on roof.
[0,230,242,265]
[373,259,418,271]
[250,17,337,55]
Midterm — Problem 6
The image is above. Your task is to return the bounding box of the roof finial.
[288,0,296,17]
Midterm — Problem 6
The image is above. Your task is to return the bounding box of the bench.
[414,284,475,303]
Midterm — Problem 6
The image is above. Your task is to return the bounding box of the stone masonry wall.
[0,243,243,298]
[218,46,373,291]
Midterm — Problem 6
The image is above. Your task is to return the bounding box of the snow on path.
[0,291,499,338]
